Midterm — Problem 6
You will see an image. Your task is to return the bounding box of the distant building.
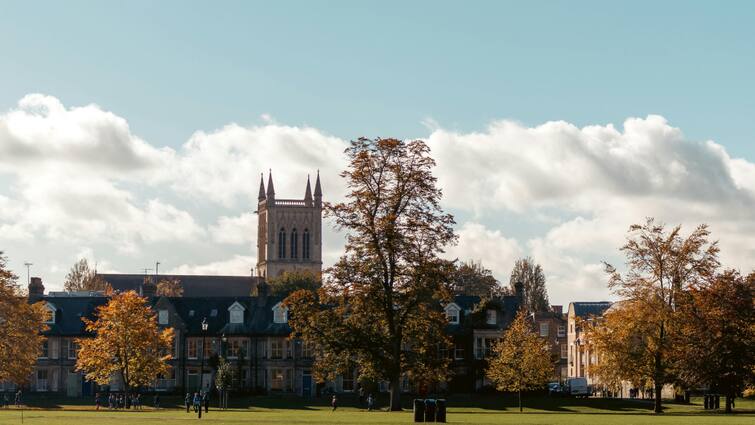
[567,301,612,384]
[534,305,568,382]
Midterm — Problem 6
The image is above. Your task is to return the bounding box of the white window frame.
[444,303,461,325]
[229,301,246,324]
[485,309,496,325]
[272,302,288,324]
[158,309,169,325]
[557,325,566,338]
[39,340,49,359]
[43,303,56,324]
[540,322,549,337]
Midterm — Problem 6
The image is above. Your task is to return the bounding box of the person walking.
[367,394,374,412]
[331,394,338,412]
[193,392,201,413]
[14,390,21,408]
[185,392,191,413]
[94,393,101,410]
[203,391,209,413]
[153,394,160,410]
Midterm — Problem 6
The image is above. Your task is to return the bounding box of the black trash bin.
[424,399,436,422]
[704,394,709,409]
[413,399,425,423]
[435,399,446,423]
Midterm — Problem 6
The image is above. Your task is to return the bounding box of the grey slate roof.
[571,301,612,318]
[445,294,521,335]
[98,274,262,297]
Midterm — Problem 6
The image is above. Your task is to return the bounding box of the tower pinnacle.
[258,173,266,201]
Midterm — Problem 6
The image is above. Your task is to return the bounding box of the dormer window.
[273,302,288,324]
[43,303,56,324]
[486,309,496,325]
[158,309,169,325]
[228,302,245,324]
[444,303,460,325]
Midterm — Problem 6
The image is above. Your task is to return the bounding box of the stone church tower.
[255,171,323,279]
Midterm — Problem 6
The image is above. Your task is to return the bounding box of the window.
[229,302,245,324]
[271,368,285,391]
[301,341,314,359]
[189,310,195,317]
[290,228,298,259]
[66,339,78,359]
[37,369,48,391]
[273,303,287,324]
[210,309,218,317]
[454,343,464,360]
[486,309,496,325]
[540,322,549,337]
[43,304,55,324]
[188,339,198,359]
[342,368,355,392]
[39,340,49,359]
[278,227,286,259]
[270,339,283,359]
[558,325,566,338]
[475,337,496,359]
[303,229,310,259]
[445,304,460,324]
[560,343,568,359]
[228,338,248,359]
[158,310,169,325]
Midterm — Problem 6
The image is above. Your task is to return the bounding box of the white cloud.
[209,213,257,245]
[444,222,523,283]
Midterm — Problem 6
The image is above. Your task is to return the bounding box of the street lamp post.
[199,317,208,419]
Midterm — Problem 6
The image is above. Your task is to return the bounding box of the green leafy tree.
[215,357,234,409]
[486,310,553,412]
[286,137,457,411]
[509,257,549,312]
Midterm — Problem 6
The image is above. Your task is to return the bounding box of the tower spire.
[304,174,313,204]
[314,170,322,207]
[266,169,275,200]
[258,173,266,201]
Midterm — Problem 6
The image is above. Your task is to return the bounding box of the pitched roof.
[446,294,521,335]
[41,296,109,336]
[98,274,262,297]
[570,301,612,318]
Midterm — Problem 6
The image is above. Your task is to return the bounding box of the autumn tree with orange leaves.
[76,291,174,397]
[0,252,47,385]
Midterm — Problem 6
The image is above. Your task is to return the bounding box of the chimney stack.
[551,305,563,316]
[28,277,45,302]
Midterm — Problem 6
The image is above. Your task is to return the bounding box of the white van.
[566,377,589,397]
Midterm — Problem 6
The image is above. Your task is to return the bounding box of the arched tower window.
[303,229,310,259]
[290,228,298,259]
[278,227,286,259]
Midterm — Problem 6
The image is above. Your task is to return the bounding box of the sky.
[0,1,753,305]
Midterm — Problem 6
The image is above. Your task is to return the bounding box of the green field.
[0,396,752,425]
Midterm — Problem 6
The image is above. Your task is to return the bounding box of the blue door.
[302,374,312,398]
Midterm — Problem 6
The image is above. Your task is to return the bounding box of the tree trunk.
[518,390,522,412]
[389,376,402,411]
[653,351,663,414]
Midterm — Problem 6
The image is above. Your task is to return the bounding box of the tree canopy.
[452,260,504,297]
[267,270,320,297]
[509,257,549,312]
[486,310,553,412]
[286,137,457,411]
[76,291,174,394]
[156,277,183,297]
[63,258,111,293]
[0,252,47,385]
[602,218,719,413]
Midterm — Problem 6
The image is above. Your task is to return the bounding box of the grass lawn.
[0,395,752,425]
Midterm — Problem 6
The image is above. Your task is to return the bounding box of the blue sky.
[1,1,753,305]
[2,1,754,157]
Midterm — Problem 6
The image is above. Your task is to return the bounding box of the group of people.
[0,390,23,408]
[95,392,145,410]
[185,391,210,414]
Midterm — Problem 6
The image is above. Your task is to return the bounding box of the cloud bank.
[1,94,753,305]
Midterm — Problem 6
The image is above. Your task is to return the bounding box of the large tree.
[603,218,719,413]
[76,291,174,399]
[509,257,549,312]
[63,258,111,293]
[486,310,553,412]
[0,252,47,385]
[267,270,320,297]
[673,270,754,413]
[452,260,505,297]
[286,137,457,411]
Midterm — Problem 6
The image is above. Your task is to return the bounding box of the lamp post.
[221,333,227,358]
[199,317,208,419]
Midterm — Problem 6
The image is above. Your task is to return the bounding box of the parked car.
[548,382,564,396]
[565,377,589,398]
